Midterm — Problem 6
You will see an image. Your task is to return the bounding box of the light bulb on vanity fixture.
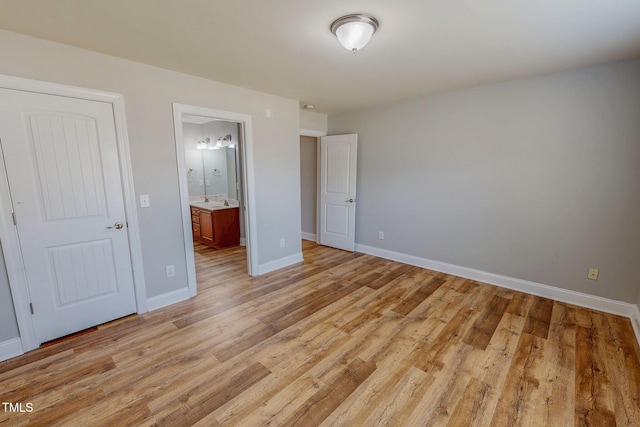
[330,14,379,52]
[196,138,210,150]
[197,135,234,150]
[215,134,233,149]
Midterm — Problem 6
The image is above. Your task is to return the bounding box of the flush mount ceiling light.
[330,14,379,52]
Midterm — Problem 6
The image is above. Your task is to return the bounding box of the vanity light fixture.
[196,138,210,150]
[216,135,232,149]
[197,135,234,150]
[214,134,233,150]
[330,14,379,52]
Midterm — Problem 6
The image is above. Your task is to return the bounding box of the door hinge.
[12,212,17,225]
[29,303,34,314]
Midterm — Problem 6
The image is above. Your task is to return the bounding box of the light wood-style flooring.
[1,240,639,426]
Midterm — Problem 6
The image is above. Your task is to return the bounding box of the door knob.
[106,222,124,230]
[346,198,354,203]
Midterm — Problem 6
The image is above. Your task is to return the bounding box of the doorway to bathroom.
[173,104,258,298]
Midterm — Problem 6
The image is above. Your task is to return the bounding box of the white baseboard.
[632,306,640,347]
[146,287,191,311]
[0,337,23,362]
[355,244,638,321]
[301,232,317,242]
[240,237,247,246]
[257,252,304,275]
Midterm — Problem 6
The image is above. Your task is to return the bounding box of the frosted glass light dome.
[331,14,379,52]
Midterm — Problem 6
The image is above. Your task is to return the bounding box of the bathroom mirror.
[183,118,239,199]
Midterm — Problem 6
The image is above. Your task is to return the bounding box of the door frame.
[0,75,148,353]
[300,129,327,242]
[173,103,258,296]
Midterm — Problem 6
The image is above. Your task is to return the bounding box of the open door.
[318,134,357,251]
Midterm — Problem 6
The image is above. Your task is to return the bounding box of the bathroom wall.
[184,123,204,197]
[184,120,240,199]
[226,149,238,200]
[201,120,238,197]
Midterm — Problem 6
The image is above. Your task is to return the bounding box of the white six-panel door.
[318,134,357,251]
[0,88,137,343]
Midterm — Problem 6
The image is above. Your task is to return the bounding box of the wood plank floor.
[1,240,639,426]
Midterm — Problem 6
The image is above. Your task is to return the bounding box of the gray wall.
[300,136,317,236]
[330,59,640,303]
[300,110,327,133]
[184,123,204,197]
[0,30,302,340]
[0,243,19,341]
[202,121,238,197]
[226,149,238,200]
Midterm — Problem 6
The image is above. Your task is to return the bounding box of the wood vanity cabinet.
[190,206,240,249]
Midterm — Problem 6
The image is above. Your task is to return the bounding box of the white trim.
[0,75,147,352]
[300,129,327,138]
[257,253,304,275]
[301,232,317,242]
[0,337,23,362]
[355,244,638,319]
[632,306,640,347]
[316,137,321,241]
[173,104,259,301]
[113,95,148,314]
[146,287,191,311]
[0,142,37,350]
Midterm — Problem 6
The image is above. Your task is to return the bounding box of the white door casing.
[0,79,144,349]
[173,103,258,296]
[319,134,357,252]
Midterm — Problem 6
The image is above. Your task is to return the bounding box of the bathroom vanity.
[190,203,240,249]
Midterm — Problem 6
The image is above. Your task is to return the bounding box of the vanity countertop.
[190,201,239,211]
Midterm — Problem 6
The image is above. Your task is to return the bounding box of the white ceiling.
[1,0,639,113]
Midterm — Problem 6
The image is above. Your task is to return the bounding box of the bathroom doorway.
[173,104,258,297]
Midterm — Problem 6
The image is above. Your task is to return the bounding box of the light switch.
[140,194,150,208]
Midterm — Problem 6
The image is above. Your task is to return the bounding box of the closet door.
[0,88,136,343]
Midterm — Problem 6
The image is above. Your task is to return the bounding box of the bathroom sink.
[190,201,237,210]
[191,201,225,210]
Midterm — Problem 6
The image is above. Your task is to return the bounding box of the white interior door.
[318,134,357,251]
[0,88,137,344]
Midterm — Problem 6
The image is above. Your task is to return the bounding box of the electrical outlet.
[280,239,285,248]
[587,268,599,280]
[166,265,175,278]
[378,231,384,240]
